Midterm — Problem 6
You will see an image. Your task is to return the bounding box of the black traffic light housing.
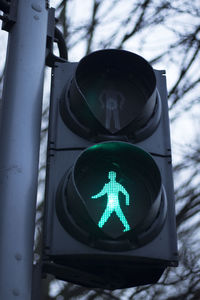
[43,49,178,289]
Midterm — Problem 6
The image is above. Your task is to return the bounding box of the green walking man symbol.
[91,171,131,232]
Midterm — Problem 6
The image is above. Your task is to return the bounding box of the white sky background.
[0,1,199,164]
[0,1,199,297]
[51,0,199,166]
[0,24,7,94]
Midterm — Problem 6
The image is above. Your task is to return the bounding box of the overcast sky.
[0,1,199,166]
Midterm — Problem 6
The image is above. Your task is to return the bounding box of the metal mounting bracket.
[46,7,66,67]
[1,0,18,32]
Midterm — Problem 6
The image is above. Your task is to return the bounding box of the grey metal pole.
[0,1,48,299]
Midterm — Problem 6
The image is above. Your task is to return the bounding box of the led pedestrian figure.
[99,89,125,133]
[91,171,130,232]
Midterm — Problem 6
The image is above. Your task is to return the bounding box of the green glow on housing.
[91,171,130,232]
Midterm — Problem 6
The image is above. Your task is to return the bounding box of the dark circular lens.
[56,141,167,250]
[61,49,161,141]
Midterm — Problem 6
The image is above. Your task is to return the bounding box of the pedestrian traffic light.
[43,49,178,289]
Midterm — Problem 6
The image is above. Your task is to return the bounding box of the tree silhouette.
[42,1,200,298]
[1,0,200,299]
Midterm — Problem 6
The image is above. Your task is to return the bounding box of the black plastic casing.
[43,53,178,289]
